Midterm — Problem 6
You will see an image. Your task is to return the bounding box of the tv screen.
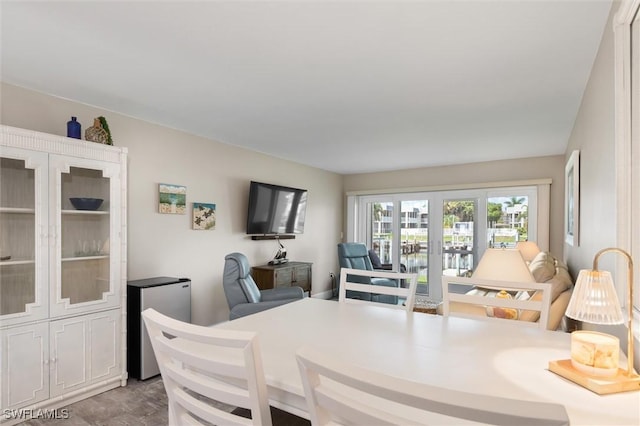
[246,181,308,235]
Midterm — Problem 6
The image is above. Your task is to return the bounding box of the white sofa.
[437,251,574,330]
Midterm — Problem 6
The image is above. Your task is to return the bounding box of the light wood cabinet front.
[252,261,312,294]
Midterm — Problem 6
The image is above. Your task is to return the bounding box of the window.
[347,182,548,301]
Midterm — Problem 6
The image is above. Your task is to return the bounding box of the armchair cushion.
[223,252,304,320]
[239,277,261,303]
[338,243,374,270]
[368,250,386,269]
[338,243,400,304]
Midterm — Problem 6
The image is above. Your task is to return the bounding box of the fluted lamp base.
[549,359,640,395]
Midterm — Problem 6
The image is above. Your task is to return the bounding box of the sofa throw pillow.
[529,251,556,283]
[518,291,543,323]
[485,290,519,320]
[548,267,573,301]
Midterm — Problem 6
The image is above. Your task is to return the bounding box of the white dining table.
[213,297,640,425]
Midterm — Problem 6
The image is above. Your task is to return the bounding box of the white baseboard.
[310,289,334,300]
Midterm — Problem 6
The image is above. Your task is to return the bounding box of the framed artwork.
[564,150,580,246]
[192,202,216,230]
[158,183,186,214]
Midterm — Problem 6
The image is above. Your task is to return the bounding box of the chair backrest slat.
[142,308,272,426]
[441,276,552,330]
[339,268,418,312]
[156,336,249,379]
[296,346,570,426]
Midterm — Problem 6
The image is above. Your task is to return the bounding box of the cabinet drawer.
[274,270,293,288]
[291,266,311,292]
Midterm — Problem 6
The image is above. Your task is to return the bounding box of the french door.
[351,187,537,301]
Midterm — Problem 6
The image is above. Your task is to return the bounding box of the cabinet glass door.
[0,149,48,325]
[51,156,121,316]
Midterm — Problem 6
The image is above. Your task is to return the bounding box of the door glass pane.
[0,157,36,315]
[486,195,529,248]
[370,201,393,264]
[400,200,429,294]
[442,200,475,277]
[60,166,110,304]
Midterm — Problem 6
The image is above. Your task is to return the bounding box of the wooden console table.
[251,261,312,295]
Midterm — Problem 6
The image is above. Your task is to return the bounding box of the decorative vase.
[85,118,110,145]
[67,116,81,139]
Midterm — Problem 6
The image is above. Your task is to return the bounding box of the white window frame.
[346,182,549,301]
[614,0,640,315]
[347,179,550,253]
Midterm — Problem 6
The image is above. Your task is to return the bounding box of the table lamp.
[473,248,535,282]
[472,248,535,320]
[548,247,640,394]
[516,241,541,263]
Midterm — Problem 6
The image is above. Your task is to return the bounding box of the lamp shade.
[565,269,624,325]
[516,241,541,262]
[472,248,535,282]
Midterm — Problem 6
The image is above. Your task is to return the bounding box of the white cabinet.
[0,125,127,419]
[0,322,49,410]
[50,310,121,397]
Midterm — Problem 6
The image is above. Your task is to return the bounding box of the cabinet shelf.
[0,207,35,214]
[62,255,109,262]
[61,209,109,216]
[0,258,35,266]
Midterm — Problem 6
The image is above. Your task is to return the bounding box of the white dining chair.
[338,268,418,312]
[441,275,553,330]
[295,345,569,426]
[141,308,272,426]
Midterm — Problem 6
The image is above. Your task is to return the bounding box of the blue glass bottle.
[67,116,81,139]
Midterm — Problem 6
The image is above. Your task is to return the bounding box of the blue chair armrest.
[229,299,300,320]
[260,286,304,301]
[371,278,400,288]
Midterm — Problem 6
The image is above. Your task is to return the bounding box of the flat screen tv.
[246,181,308,235]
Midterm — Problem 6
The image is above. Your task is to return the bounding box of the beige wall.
[1,83,344,326]
[564,1,639,369]
[344,155,566,256]
[564,2,617,274]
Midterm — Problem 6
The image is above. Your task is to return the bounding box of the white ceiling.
[1,0,612,174]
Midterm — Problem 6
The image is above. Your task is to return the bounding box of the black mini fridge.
[127,277,191,380]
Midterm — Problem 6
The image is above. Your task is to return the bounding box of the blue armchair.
[223,252,303,320]
[337,243,400,305]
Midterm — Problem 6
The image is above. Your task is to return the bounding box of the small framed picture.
[193,202,216,230]
[564,151,580,246]
[159,183,187,214]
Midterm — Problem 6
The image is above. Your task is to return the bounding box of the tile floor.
[18,376,309,426]
[20,377,169,426]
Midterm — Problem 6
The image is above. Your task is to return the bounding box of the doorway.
[351,186,538,301]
